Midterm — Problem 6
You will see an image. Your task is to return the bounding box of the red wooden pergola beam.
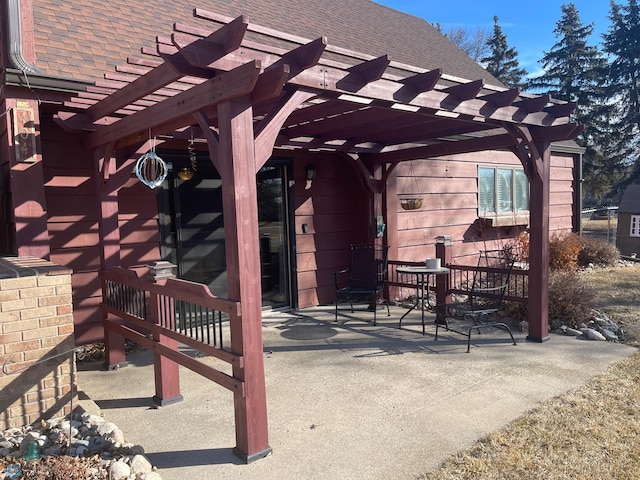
[514,93,551,113]
[543,101,577,118]
[84,16,248,123]
[442,79,484,103]
[480,88,520,108]
[337,55,391,91]
[399,69,442,94]
[371,132,515,164]
[83,60,263,150]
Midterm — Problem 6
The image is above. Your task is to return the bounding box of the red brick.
[1,298,38,312]
[57,304,73,315]
[58,324,74,335]
[39,315,73,327]
[2,318,39,333]
[19,286,56,299]
[4,339,41,354]
[0,331,22,344]
[38,294,72,307]
[21,306,57,320]
[22,326,58,340]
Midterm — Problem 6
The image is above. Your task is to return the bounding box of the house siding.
[40,115,161,344]
[394,150,576,264]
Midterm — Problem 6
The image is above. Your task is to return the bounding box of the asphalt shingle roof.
[31,0,502,86]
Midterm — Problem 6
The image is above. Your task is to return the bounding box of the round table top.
[396,266,450,274]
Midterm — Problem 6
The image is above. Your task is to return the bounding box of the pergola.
[54,9,581,461]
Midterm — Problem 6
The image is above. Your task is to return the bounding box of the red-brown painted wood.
[527,138,551,342]
[217,96,271,461]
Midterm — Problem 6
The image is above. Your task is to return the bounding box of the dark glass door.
[159,155,294,309]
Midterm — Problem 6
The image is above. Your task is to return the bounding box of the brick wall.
[0,257,75,429]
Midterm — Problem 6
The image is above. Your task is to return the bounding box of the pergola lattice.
[54,9,582,461]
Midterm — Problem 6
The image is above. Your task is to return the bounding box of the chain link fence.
[580,207,618,244]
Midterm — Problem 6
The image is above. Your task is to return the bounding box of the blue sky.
[375,1,613,76]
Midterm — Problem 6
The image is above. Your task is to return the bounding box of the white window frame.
[631,215,640,237]
[478,166,529,217]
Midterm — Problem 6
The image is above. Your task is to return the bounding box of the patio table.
[397,265,449,335]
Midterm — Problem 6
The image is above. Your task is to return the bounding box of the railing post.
[147,262,183,406]
[435,235,452,324]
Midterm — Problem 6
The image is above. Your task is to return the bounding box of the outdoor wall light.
[305,165,317,180]
[305,165,317,190]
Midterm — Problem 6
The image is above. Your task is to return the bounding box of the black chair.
[436,250,517,352]
[334,244,390,324]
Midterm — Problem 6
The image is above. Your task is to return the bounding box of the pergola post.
[217,95,271,462]
[526,138,551,342]
[96,146,129,369]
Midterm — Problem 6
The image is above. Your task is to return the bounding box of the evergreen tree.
[527,3,610,200]
[481,16,527,88]
[602,0,640,187]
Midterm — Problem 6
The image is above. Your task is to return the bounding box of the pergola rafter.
[53,8,582,463]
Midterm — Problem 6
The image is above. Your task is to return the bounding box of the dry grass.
[420,264,640,480]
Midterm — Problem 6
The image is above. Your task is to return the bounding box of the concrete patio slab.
[76,306,637,480]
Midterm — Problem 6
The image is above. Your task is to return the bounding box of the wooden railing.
[387,259,528,304]
[101,268,244,395]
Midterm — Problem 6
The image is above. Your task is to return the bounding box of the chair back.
[469,250,515,311]
[349,244,389,291]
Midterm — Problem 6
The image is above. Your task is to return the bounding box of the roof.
[31,0,502,86]
[619,184,640,213]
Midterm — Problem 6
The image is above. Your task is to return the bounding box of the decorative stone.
[110,460,131,480]
[130,454,153,474]
[582,328,606,341]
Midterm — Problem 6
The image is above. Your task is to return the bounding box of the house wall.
[40,112,161,344]
[394,150,576,265]
[616,213,640,256]
[294,156,369,307]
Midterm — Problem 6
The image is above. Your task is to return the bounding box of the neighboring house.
[616,184,640,257]
[1,0,583,345]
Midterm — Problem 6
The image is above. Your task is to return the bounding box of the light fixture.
[177,166,194,181]
[305,164,317,190]
[305,165,317,180]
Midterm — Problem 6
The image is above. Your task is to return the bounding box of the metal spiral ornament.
[135,151,168,189]
[188,138,197,172]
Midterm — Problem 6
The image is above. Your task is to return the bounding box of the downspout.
[4,0,42,74]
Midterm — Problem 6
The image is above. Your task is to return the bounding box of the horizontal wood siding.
[294,155,368,307]
[41,113,161,344]
[394,149,576,264]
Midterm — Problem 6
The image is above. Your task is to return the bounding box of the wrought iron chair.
[334,244,390,324]
[436,250,517,352]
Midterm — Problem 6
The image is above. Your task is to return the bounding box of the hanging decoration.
[178,129,198,181]
[399,160,423,210]
[135,133,168,189]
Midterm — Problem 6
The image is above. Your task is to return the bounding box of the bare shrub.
[577,236,620,267]
[549,232,582,271]
[548,270,595,329]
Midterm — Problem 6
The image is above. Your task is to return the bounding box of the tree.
[527,3,611,200]
[433,22,491,62]
[481,16,527,88]
[602,0,640,188]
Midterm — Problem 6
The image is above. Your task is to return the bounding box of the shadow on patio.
[76,305,637,480]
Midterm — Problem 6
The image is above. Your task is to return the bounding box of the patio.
[76,305,637,480]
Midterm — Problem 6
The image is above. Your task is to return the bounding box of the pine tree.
[602,0,640,187]
[527,3,610,201]
[481,16,527,88]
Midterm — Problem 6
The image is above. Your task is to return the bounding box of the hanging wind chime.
[178,131,198,181]
[134,133,168,189]
[399,160,423,210]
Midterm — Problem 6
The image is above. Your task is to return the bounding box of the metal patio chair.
[436,250,517,352]
[334,244,390,324]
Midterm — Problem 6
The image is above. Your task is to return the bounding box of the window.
[631,215,640,237]
[478,166,529,216]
